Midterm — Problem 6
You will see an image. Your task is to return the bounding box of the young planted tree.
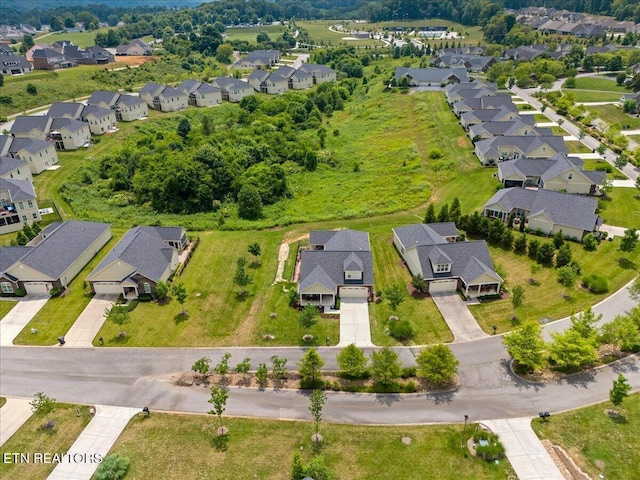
[106,307,130,336]
[503,321,547,373]
[620,228,639,253]
[336,343,368,379]
[192,357,211,376]
[529,264,541,284]
[154,280,169,301]
[370,347,401,387]
[30,392,55,418]
[299,304,319,329]
[600,315,640,352]
[248,242,261,265]
[235,357,251,378]
[549,329,598,370]
[233,257,252,296]
[256,362,268,388]
[271,355,288,380]
[411,274,426,293]
[298,347,325,389]
[415,345,459,386]
[308,389,327,439]
[609,374,631,413]
[386,284,406,312]
[214,352,232,377]
[208,384,229,433]
[171,282,188,316]
[511,285,524,310]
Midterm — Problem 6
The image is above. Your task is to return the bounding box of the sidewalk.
[63,295,118,347]
[47,405,139,480]
[0,295,49,346]
[482,417,563,480]
[0,397,33,446]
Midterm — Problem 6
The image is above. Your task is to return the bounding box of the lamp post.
[461,414,469,456]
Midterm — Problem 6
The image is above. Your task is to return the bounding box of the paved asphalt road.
[1,282,638,424]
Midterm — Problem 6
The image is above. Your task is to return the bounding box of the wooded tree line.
[69,81,351,219]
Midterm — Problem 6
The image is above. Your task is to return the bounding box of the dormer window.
[345,270,363,280]
[435,264,451,273]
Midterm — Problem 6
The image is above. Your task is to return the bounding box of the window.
[32,213,38,219]
[143,282,151,294]
[22,215,27,222]
[1,282,13,294]
[568,173,573,180]
[435,264,451,273]
[18,202,24,209]
[27,200,33,208]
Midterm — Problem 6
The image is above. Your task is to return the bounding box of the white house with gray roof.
[10,116,53,141]
[393,223,503,297]
[452,94,517,118]
[80,105,117,134]
[484,187,600,240]
[0,220,111,294]
[212,77,254,102]
[139,82,187,112]
[468,117,546,142]
[474,135,568,166]
[49,117,91,150]
[88,226,186,298]
[460,107,521,130]
[115,94,148,121]
[47,101,84,119]
[0,156,31,182]
[177,80,222,107]
[297,63,336,84]
[87,90,121,110]
[298,229,373,308]
[233,49,280,69]
[395,67,468,87]
[0,135,59,174]
[0,177,39,234]
[498,154,605,195]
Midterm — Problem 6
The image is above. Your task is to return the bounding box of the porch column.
[465,284,469,297]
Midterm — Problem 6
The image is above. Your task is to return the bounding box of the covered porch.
[300,292,335,308]
[464,272,503,298]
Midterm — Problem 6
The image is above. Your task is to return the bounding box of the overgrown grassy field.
[533,393,640,480]
[588,104,640,129]
[0,301,17,320]
[468,235,640,333]
[599,188,640,228]
[14,229,125,346]
[106,414,513,479]
[0,404,93,480]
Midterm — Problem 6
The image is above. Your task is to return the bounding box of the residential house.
[115,94,148,121]
[474,136,568,166]
[444,80,496,104]
[87,90,121,110]
[212,77,254,102]
[248,69,271,92]
[289,68,313,89]
[87,226,187,298]
[31,48,76,70]
[497,154,605,195]
[0,135,59,174]
[49,118,91,150]
[0,220,111,294]
[47,102,84,119]
[263,67,292,94]
[116,38,152,56]
[586,44,618,55]
[298,229,373,308]
[394,67,469,87]
[446,87,496,106]
[392,223,503,297]
[452,94,517,118]
[63,45,113,65]
[459,107,521,130]
[0,156,32,182]
[432,54,497,72]
[483,187,600,240]
[81,105,117,134]
[0,54,33,75]
[10,116,52,141]
[0,177,39,234]
[467,117,543,142]
[139,82,187,112]
[177,80,222,107]
[297,63,336,84]
[233,49,280,68]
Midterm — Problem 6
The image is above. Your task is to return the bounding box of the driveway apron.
[63,295,118,347]
[338,298,373,347]
[431,293,489,343]
[0,295,49,346]
[0,397,33,446]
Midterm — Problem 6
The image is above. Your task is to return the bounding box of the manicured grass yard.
[13,230,125,346]
[0,301,17,320]
[565,141,592,154]
[469,235,640,333]
[599,188,640,229]
[550,125,568,136]
[0,403,93,480]
[46,28,113,48]
[534,113,550,123]
[571,76,628,93]
[533,393,640,480]
[570,91,624,103]
[106,413,513,480]
[0,397,6,408]
[588,104,640,129]
[582,159,627,180]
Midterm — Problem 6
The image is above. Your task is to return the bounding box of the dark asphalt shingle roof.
[51,117,87,133]
[10,116,52,134]
[309,229,370,251]
[1,246,32,275]
[116,94,145,106]
[299,250,373,292]
[298,63,334,76]
[395,67,469,83]
[87,90,120,107]
[47,102,84,119]
[0,177,35,201]
[393,223,457,248]
[81,105,113,119]
[9,137,52,154]
[475,136,568,157]
[0,156,28,176]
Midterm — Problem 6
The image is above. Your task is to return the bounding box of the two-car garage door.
[24,282,53,294]
[428,279,457,293]
[340,286,369,298]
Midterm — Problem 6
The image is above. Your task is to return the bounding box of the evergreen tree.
[424,204,436,223]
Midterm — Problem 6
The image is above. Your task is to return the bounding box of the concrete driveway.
[0,397,33,446]
[0,295,49,346]
[63,295,118,347]
[430,293,489,343]
[338,297,373,347]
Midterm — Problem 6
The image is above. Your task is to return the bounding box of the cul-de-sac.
[1,1,640,479]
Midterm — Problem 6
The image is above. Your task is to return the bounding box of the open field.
[224,24,289,43]
[599,188,640,229]
[570,76,628,93]
[565,141,592,154]
[0,301,17,320]
[298,21,384,47]
[588,104,640,129]
[533,393,640,480]
[106,413,513,480]
[44,28,112,48]
[468,235,640,333]
[571,91,624,103]
[0,403,93,480]
[14,229,125,346]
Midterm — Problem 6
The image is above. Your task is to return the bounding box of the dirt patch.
[114,56,156,66]
[456,136,468,147]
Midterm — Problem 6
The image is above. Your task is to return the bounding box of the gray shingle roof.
[89,226,180,283]
[10,116,52,134]
[475,136,568,157]
[299,250,373,293]
[393,223,457,248]
[395,67,469,84]
[1,246,32,276]
[416,240,501,284]
[81,105,112,119]
[51,117,87,132]
[462,107,519,124]
[485,187,599,232]
[468,118,538,138]
[248,70,270,83]
[17,221,110,280]
[177,79,200,93]
[309,229,370,251]
[212,77,250,90]
[8,137,51,154]
[116,94,144,106]
[87,90,120,107]
[140,82,164,97]
[0,177,35,201]
[298,63,335,75]
[0,54,32,69]
[47,102,84,119]
[0,156,28,176]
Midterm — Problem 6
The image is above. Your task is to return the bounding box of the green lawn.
[582,159,628,180]
[571,91,624,103]
[565,141,592,154]
[0,301,17,320]
[628,135,640,144]
[224,24,289,43]
[550,125,568,136]
[534,113,550,123]
[588,104,640,129]
[469,235,640,333]
[106,413,513,480]
[46,28,112,48]
[571,76,629,93]
[516,103,535,111]
[13,230,125,346]
[599,188,640,229]
[0,403,93,480]
[0,397,6,408]
[533,393,640,480]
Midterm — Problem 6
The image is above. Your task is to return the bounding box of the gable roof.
[140,82,165,97]
[116,94,145,106]
[0,54,32,69]
[393,222,457,248]
[14,221,110,280]
[0,156,28,176]
[475,135,568,157]
[468,118,538,137]
[0,246,32,277]
[50,117,87,133]
[395,67,469,84]
[47,102,84,119]
[299,250,374,293]
[87,90,120,107]
[8,137,52,154]
[81,104,113,119]
[10,116,52,135]
[0,177,35,201]
[298,63,334,76]
[309,229,371,251]
[485,187,599,232]
[213,77,250,90]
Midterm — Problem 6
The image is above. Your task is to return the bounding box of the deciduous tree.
[503,322,547,373]
[415,344,459,386]
[386,284,406,312]
[298,348,325,389]
[208,384,229,430]
[308,389,327,436]
[370,347,401,387]
[336,343,368,379]
[609,374,631,413]
[171,282,188,315]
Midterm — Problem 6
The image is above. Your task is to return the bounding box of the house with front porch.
[498,153,605,195]
[483,187,600,240]
[87,226,186,298]
[0,220,111,294]
[298,229,373,308]
[0,177,40,234]
[393,223,503,297]
[474,135,568,166]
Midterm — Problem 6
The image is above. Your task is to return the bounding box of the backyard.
[598,188,640,229]
[587,104,640,130]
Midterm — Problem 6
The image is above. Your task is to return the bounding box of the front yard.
[598,188,640,229]
[0,301,17,320]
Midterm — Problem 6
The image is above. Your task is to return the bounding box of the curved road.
[1,282,638,424]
